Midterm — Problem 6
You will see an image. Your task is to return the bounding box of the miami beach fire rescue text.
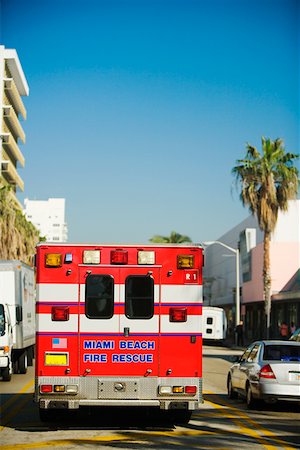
[34,243,204,423]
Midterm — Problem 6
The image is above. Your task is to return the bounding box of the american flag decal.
[52,338,67,348]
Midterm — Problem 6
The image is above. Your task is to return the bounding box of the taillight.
[185,385,197,394]
[40,384,53,393]
[259,364,276,379]
[169,307,187,322]
[111,250,128,264]
[51,306,69,321]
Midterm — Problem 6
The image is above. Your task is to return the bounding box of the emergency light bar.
[83,250,101,264]
[111,250,128,264]
[169,307,187,322]
[138,251,155,265]
[177,254,194,269]
[45,253,62,267]
[51,306,69,321]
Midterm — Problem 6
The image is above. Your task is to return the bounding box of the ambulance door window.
[125,275,154,319]
[85,274,114,319]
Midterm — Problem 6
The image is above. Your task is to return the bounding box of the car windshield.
[263,344,300,361]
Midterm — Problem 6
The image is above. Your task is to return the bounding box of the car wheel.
[227,375,238,399]
[246,383,256,409]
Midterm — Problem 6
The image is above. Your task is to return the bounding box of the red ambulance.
[35,243,204,423]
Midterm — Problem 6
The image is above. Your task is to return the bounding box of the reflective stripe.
[37,283,78,302]
[161,315,202,333]
[36,314,78,332]
[38,283,202,303]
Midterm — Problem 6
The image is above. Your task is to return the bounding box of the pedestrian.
[279,321,289,340]
[235,320,244,347]
[290,321,296,335]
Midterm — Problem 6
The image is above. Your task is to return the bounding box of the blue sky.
[1,0,299,243]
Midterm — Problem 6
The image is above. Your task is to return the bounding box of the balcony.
[3,105,26,144]
[4,78,27,120]
[1,159,24,191]
[1,132,25,167]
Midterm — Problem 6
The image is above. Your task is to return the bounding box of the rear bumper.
[36,375,202,411]
[39,398,200,410]
[258,383,300,402]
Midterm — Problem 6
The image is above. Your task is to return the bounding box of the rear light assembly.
[259,364,276,379]
[159,385,197,395]
[40,384,78,394]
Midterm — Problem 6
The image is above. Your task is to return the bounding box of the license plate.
[289,371,300,381]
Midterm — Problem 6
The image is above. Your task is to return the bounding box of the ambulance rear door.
[118,266,161,376]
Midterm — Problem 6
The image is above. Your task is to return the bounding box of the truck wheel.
[18,351,28,374]
[27,346,34,366]
[2,365,12,381]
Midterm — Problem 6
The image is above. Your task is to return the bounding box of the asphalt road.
[1,345,300,449]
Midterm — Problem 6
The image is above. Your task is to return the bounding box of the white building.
[0,46,28,206]
[203,200,300,340]
[24,198,68,242]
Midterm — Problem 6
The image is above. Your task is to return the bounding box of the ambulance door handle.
[124,327,130,337]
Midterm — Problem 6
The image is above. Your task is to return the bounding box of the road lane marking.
[0,429,219,450]
[1,385,297,449]
[202,392,297,450]
[0,379,34,431]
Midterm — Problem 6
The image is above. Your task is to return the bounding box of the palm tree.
[0,185,41,265]
[232,137,299,338]
[149,231,192,244]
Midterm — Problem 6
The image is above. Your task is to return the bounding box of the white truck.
[0,260,35,381]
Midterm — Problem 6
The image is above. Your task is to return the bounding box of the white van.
[202,307,227,341]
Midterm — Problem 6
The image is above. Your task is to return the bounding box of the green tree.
[149,231,192,244]
[0,185,41,265]
[232,137,299,338]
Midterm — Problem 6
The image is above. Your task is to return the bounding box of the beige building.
[0,46,29,204]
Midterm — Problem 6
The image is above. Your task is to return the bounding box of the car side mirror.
[229,355,241,363]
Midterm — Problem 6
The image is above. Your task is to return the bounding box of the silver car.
[227,340,300,408]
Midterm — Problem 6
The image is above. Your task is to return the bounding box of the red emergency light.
[169,307,187,322]
[111,250,128,265]
[51,306,70,321]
